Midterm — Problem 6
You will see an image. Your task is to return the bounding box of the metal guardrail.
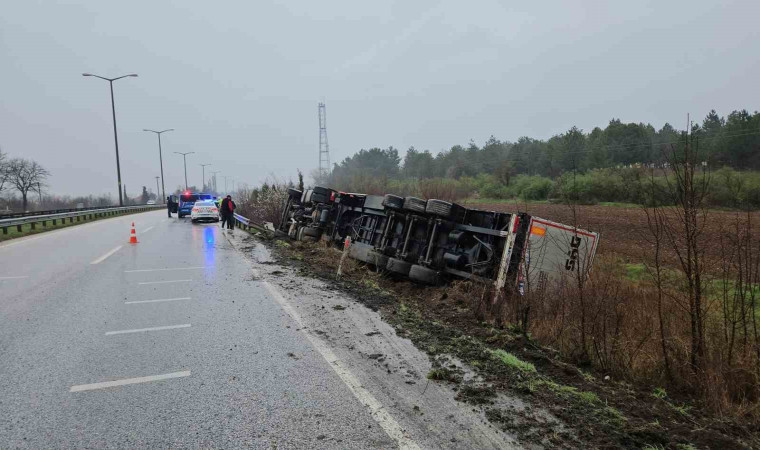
[0,205,164,235]
[232,213,273,235]
[0,204,141,219]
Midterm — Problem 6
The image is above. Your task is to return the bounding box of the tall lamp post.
[143,128,174,203]
[199,163,212,191]
[174,152,195,190]
[82,72,138,206]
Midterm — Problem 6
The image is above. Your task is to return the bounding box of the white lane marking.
[125,297,190,305]
[105,324,191,335]
[142,226,154,233]
[90,245,123,265]
[0,276,30,280]
[137,279,192,285]
[262,282,421,450]
[70,370,191,392]
[125,266,204,273]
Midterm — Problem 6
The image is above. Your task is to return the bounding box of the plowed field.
[467,201,760,268]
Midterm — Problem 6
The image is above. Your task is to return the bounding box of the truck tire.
[302,226,321,238]
[300,189,311,204]
[386,257,412,276]
[304,190,329,205]
[382,194,405,210]
[287,188,303,200]
[312,186,333,196]
[425,199,466,222]
[403,197,427,214]
[409,264,440,285]
[367,250,389,269]
[349,243,373,263]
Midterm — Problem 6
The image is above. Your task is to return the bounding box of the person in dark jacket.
[220,195,236,230]
[167,196,173,218]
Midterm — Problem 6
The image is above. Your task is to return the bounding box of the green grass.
[465,198,551,205]
[489,349,537,373]
[597,201,641,208]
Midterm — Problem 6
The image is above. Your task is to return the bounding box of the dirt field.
[467,201,760,269]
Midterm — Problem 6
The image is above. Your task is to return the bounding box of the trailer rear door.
[519,217,600,293]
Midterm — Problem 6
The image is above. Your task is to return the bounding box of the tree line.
[328,109,760,183]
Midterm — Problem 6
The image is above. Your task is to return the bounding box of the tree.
[8,158,49,211]
[403,147,435,179]
[140,186,149,204]
[297,169,304,191]
[0,147,9,197]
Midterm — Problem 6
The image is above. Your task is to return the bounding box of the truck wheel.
[386,257,412,276]
[312,186,334,196]
[382,194,404,210]
[302,226,321,238]
[409,264,440,285]
[425,199,465,222]
[367,250,389,269]
[310,193,329,204]
[287,188,303,200]
[403,197,427,214]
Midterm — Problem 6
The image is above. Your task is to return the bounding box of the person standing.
[167,196,173,218]
[220,195,236,230]
[219,197,227,228]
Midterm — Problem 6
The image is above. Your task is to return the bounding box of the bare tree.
[9,158,49,211]
[0,147,9,197]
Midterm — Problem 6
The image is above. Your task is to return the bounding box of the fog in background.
[1,0,758,197]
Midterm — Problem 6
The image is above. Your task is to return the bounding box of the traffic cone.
[129,222,138,244]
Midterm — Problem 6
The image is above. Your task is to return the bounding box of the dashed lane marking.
[142,226,154,233]
[90,246,123,265]
[70,370,191,392]
[125,267,204,273]
[105,324,191,335]
[137,279,192,285]
[0,276,30,280]
[125,297,191,305]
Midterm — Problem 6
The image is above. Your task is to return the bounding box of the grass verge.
[260,237,757,449]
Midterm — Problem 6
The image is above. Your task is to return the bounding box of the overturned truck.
[277,187,600,294]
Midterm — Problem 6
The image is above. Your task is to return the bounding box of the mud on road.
[234,230,757,450]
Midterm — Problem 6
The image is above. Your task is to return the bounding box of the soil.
[262,236,758,449]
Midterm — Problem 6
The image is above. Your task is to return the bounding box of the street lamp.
[82,72,138,206]
[174,151,195,190]
[199,164,212,192]
[143,128,174,203]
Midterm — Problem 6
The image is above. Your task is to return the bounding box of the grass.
[489,349,537,373]
[598,201,641,208]
[466,198,551,205]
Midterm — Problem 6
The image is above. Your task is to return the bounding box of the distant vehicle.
[177,192,214,218]
[146,200,156,205]
[190,200,219,223]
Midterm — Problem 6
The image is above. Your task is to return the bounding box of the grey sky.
[1,0,758,197]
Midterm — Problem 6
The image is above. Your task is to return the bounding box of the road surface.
[0,210,518,449]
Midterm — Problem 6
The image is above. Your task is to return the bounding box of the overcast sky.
[1,0,758,197]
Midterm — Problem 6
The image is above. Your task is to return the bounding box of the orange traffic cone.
[129,222,138,244]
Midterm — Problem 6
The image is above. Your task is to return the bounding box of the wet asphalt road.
[0,211,396,448]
